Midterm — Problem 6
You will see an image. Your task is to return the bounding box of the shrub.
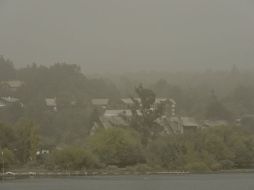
[47,146,100,170]
[88,128,144,167]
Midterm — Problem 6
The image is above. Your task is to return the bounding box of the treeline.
[111,69,254,119]
[40,125,254,172]
[2,122,254,172]
[1,55,254,140]
[0,56,119,144]
[1,56,254,172]
[0,120,38,169]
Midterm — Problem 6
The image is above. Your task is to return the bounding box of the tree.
[0,148,16,170]
[15,120,39,163]
[0,123,16,149]
[233,85,254,113]
[146,136,185,169]
[135,84,155,109]
[131,85,165,145]
[205,91,233,120]
[0,56,15,80]
[88,128,144,167]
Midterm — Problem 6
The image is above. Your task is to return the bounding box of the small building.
[0,99,6,108]
[0,80,24,92]
[91,98,109,108]
[155,98,167,104]
[0,97,22,108]
[1,96,20,103]
[45,98,57,111]
[180,117,199,133]
[100,116,129,129]
[121,98,135,106]
[155,116,182,135]
[104,109,133,117]
[90,110,131,135]
[121,98,141,105]
[202,120,228,128]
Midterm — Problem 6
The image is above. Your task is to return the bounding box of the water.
[1,173,254,190]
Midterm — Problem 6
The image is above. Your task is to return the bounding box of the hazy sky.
[0,0,254,73]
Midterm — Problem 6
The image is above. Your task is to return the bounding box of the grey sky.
[0,0,254,73]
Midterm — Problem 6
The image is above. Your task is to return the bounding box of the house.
[121,98,135,106]
[180,117,199,133]
[0,80,24,92]
[153,98,176,117]
[121,98,141,105]
[0,96,20,107]
[1,96,20,103]
[90,108,144,135]
[91,98,109,107]
[0,97,22,108]
[202,120,228,128]
[90,115,129,135]
[100,116,129,129]
[104,109,133,117]
[90,109,132,135]
[156,116,200,134]
[45,98,57,111]
[155,98,167,104]
[155,116,183,135]
[0,99,6,108]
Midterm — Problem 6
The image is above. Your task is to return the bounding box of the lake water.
[1,173,254,190]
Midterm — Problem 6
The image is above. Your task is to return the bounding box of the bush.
[220,160,235,170]
[47,146,100,170]
[184,162,210,172]
[0,148,16,170]
[88,128,145,167]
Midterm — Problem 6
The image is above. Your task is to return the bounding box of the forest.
[1,55,254,172]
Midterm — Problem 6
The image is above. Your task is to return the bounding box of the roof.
[155,98,167,104]
[241,114,254,119]
[104,109,133,117]
[121,98,141,105]
[0,100,6,107]
[1,97,20,103]
[121,98,134,105]
[169,98,176,105]
[203,120,228,127]
[91,98,109,106]
[100,116,129,129]
[45,98,57,107]
[181,117,199,127]
[3,80,24,88]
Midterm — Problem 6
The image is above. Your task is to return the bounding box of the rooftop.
[181,117,199,127]
[2,80,24,88]
[155,98,167,104]
[91,98,109,106]
[0,100,6,107]
[1,97,20,103]
[100,116,129,129]
[203,120,228,127]
[121,98,134,105]
[104,109,133,117]
[45,98,57,107]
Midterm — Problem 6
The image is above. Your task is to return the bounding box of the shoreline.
[1,169,254,180]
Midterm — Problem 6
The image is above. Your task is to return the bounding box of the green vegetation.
[47,146,99,170]
[0,121,38,170]
[1,121,254,172]
[146,126,254,171]
[1,56,254,172]
[88,128,144,167]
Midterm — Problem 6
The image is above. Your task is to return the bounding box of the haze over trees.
[1,56,254,172]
